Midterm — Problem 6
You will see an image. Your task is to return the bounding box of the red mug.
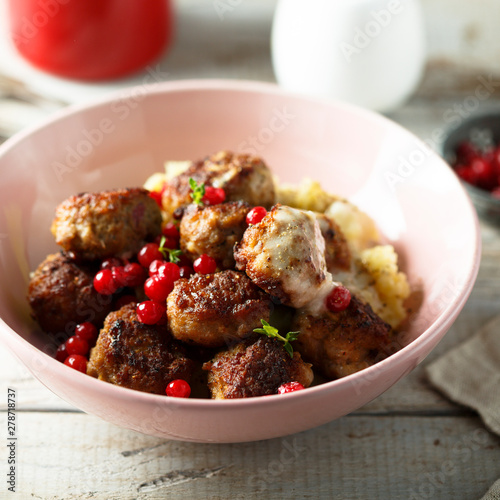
[8,0,173,81]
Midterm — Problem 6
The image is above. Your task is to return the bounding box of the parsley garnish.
[189,178,205,206]
[253,319,300,358]
[158,236,182,263]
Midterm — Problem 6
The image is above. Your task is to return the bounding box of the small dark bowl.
[441,112,500,223]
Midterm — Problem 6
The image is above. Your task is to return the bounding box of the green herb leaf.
[158,236,183,263]
[253,319,300,358]
[285,330,300,343]
[189,178,205,206]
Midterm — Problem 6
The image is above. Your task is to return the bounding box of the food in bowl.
[27,149,411,399]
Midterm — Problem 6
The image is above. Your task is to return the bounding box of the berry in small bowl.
[441,112,500,223]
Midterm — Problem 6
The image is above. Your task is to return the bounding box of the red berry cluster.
[150,183,226,209]
[452,140,500,198]
[94,260,146,295]
[55,322,98,373]
[90,220,219,326]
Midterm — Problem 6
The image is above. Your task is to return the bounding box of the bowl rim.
[0,78,482,408]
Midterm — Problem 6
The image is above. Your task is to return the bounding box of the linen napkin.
[426,315,500,500]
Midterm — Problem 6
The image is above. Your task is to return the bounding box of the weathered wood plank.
[1,412,498,500]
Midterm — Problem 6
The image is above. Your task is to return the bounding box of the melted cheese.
[259,205,336,309]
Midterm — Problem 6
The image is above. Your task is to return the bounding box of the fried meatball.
[315,213,351,272]
[28,252,113,336]
[87,304,195,394]
[292,295,393,379]
[51,188,162,260]
[203,337,313,399]
[179,201,250,269]
[162,150,276,217]
[167,270,272,348]
[234,204,333,308]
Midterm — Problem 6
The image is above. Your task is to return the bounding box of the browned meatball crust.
[315,213,351,272]
[162,150,276,217]
[87,304,195,394]
[167,270,272,348]
[51,188,162,260]
[292,295,393,379]
[180,201,250,269]
[28,252,113,336]
[203,337,313,399]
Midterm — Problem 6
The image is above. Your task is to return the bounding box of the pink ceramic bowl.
[0,80,480,443]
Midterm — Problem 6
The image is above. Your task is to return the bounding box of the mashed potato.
[143,161,191,193]
[277,178,340,213]
[359,246,410,328]
[276,178,409,329]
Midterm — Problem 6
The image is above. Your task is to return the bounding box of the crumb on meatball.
[27,252,113,337]
[203,336,313,399]
[161,150,276,218]
[87,304,195,394]
[167,270,272,348]
[51,187,162,260]
[180,201,250,269]
[292,295,394,379]
[234,204,333,308]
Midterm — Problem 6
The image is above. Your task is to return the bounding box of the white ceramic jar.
[271,0,426,112]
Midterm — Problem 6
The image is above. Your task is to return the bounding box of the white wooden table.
[1,2,500,498]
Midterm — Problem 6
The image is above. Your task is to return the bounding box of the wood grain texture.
[5,412,499,500]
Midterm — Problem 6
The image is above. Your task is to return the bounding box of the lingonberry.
[455,140,477,163]
[101,257,122,270]
[161,236,179,250]
[246,206,267,225]
[157,262,181,283]
[278,382,305,394]
[452,139,500,196]
[65,335,89,356]
[64,354,88,373]
[149,190,163,207]
[202,186,226,206]
[162,222,180,239]
[165,379,191,398]
[144,274,174,302]
[55,343,68,363]
[471,157,496,189]
[74,322,98,344]
[111,266,127,289]
[136,300,166,325]
[179,265,194,279]
[149,259,165,276]
[123,262,146,287]
[138,243,163,268]
[326,285,351,313]
[455,165,478,185]
[177,254,192,267]
[94,269,118,295]
[193,254,217,274]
